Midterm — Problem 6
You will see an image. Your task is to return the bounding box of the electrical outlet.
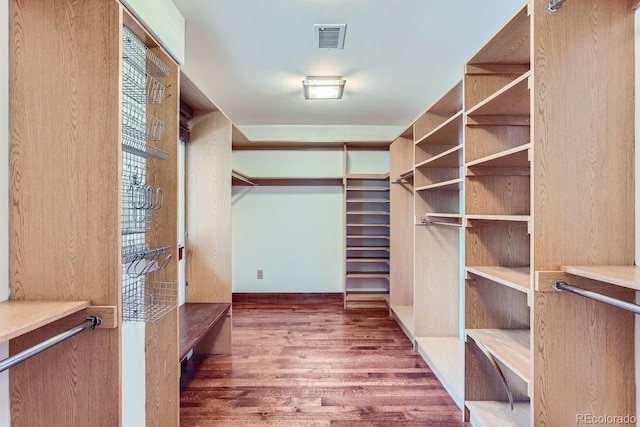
[257,270,263,279]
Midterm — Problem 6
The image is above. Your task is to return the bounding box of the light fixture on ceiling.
[302,76,346,100]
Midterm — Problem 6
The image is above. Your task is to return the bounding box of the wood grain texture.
[389,137,414,308]
[466,72,530,117]
[179,303,231,360]
[0,300,89,341]
[414,82,462,142]
[465,276,529,330]
[464,74,523,112]
[414,225,460,337]
[465,329,531,384]
[465,175,530,216]
[46,305,119,330]
[561,265,640,291]
[9,0,121,425]
[180,296,466,426]
[186,111,233,303]
[464,125,529,164]
[465,225,530,268]
[415,337,464,409]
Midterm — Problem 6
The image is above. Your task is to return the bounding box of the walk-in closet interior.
[0,0,639,426]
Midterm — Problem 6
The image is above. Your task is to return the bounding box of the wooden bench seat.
[179,302,231,361]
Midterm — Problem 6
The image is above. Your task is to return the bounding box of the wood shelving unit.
[416,337,464,408]
[343,154,391,309]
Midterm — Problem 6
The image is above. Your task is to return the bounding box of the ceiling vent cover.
[314,24,346,49]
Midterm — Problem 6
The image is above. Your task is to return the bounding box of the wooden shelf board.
[467,3,530,65]
[250,176,344,186]
[466,144,531,169]
[398,168,414,180]
[466,328,531,384]
[466,266,531,294]
[465,214,530,223]
[346,199,390,203]
[415,111,463,146]
[345,289,389,298]
[0,300,91,342]
[415,337,464,409]
[346,247,390,251]
[415,145,463,169]
[426,81,463,115]
[466,401,530,427]
[346,223,390,228]
[391,305,415,339]
[346,273,390,279]
[467,71,531,117]
[346,235,390,239]
[346,186,390,192]
[423,213,463,219]
[415,178,463,192]
[346,173,389,180]
[561,266,640,291]
[346,258,390,264]
[346,211,390,215]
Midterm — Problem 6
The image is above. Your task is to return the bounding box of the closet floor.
[180,293,467,426]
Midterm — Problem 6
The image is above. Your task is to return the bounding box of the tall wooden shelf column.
[8,1,180,425]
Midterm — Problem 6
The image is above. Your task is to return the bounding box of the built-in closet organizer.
[388,1,635,425]
[343,146,391,309]
[8,1,179,425]
[462,1,634,425]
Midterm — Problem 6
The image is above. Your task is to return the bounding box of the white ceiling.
[172,0,525,144]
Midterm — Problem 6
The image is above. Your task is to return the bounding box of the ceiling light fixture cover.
[302,76,346,99]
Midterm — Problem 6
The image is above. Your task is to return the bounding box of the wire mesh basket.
[122,136,169,160]
[122,279,177,323]
[122,26,170,78]
[122,101,165,141]
[122,61,166,104]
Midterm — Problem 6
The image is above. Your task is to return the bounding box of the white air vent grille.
[314,24,346,50]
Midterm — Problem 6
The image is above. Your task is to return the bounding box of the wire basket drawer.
[122,280,177,323]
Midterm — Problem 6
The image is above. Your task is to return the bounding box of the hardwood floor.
[180,294,468,426]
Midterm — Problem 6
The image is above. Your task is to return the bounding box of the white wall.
[232,150,388,293]
[1,0,9,423]
[120,0,185,64]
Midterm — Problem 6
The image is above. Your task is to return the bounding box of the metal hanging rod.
[0,316,102,373]
[546,0,567,12]
[553,281,640,314]
[420,218,462,228]
[231,170,257,186]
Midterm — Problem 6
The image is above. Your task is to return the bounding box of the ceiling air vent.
[314,24,346,50]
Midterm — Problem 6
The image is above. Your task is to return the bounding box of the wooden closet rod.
[553,281,640,314]
[0,316,101,373]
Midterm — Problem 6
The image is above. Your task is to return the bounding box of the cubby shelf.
[415,145,463,169]
[466,72,531,118]
[466,328,531,385]
[466,266,531,294]
[414,111,463,146]
[346,235,390,240]
[347,258,390,264]
[346,186,390,192]
[346,199,390,203]
[346,273,389,279]
[466,144,531,169]
[415,178,463,192]
[0,300,90,342]
[346,247,390,251]
[346,223,390,228]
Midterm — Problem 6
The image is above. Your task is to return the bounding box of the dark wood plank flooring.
[180,294,468,426]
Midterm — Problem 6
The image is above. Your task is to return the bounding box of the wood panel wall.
[8,0,122,425]
[185,110,232,353]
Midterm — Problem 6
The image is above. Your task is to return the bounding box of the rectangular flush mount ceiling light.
[302,76,346,99]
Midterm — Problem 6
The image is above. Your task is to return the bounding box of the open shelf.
[415,178,463,192]
[346,173,389,179]
[346,223,390,228]
[466,144,531,169]
[346,211,390,215]
[251,176,343,186]
[465,214,530,223]
[346,235,390,240]
[466,401,530,427]
[466,328,531,384]
[561,265,640,291]
[347,258,390,264]
[415,145,463,169]
[346,186,390,192]
[415,111,463,146]
[466,266,531,294]
[423,213,463,219]
[467,3,530,65]
[346,199,390,203]
[346,273,390,279]
[0,300,91,342]
[415,337,464,409]
[346,247,390,252]
[391,305,414,339]
[466,72,531,118]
